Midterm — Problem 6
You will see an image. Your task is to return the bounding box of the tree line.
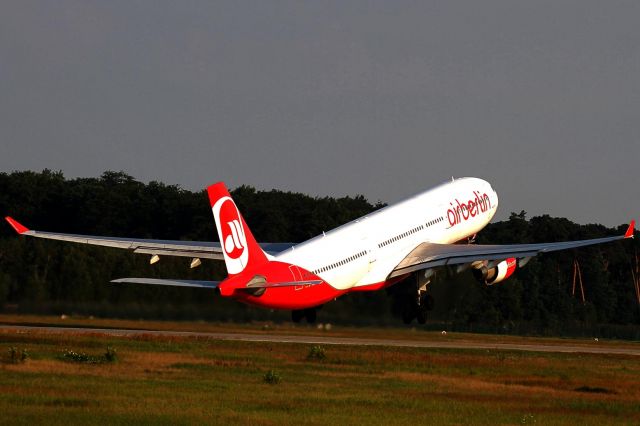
[0,170,638,338]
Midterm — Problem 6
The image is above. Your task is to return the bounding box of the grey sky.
[1,1,638,226]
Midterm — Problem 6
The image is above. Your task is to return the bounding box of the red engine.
[472,257,518,285]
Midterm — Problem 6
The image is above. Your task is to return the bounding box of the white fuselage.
[276,177,498,290]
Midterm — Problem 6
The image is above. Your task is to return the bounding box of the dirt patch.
[574,386,617,394]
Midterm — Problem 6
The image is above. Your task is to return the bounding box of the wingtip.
[5,216,29,234]
[624,220,635,239]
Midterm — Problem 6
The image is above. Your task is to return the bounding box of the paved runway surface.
[2,324,638,356]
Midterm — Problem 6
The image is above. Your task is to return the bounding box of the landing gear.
[305,308,317,324]
[291,308,317,324]
[402,304,414,324]
[401,293,433,324]
[416,294,433,324]
[396,271,435,325]
[291,309,304,323]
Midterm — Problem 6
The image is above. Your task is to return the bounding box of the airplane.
[4,177,636,324]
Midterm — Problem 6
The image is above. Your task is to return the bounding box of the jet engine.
[472,257,518,285]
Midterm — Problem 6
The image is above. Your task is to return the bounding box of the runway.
[2,324,638,356]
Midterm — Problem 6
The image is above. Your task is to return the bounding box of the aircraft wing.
[4,217,294,260]
[389,221,635,278]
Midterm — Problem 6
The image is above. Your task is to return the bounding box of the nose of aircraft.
[488,186,499,220]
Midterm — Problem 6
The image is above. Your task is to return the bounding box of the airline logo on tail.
[220,200,246,259]
[224,218,245,256]
[213,196,249,274]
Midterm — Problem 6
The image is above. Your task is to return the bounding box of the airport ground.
[0,315,639,425]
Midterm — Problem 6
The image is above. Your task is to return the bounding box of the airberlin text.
[447,191,491,227]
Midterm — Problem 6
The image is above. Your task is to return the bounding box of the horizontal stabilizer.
[244,280,323,289]
[110,277,321,291]
[111,278,221,289]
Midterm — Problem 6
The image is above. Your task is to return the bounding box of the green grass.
[1,314,639,425]
[1,327,639,425]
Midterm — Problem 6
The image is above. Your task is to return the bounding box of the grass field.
[1,316,639,425]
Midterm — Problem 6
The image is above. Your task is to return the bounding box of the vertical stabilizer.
[207,183,268,276]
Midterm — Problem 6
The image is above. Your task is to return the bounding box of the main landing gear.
[291,308,317,324]
[402,292,434,325]
[394,270,435,325]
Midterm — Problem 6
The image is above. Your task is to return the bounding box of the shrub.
[307,345,326,361]
[263,369,281,384]
[7,347,29,364]
[8,347,18,363]
[62,349,95,363]
[61,347,119,364]
[521,414,536,424]
[104,347,118,363]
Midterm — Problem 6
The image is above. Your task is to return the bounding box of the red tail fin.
[207,183,268,276]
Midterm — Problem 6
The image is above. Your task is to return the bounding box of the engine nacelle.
[472,257,518,285]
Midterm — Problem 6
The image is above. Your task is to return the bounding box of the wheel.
[291,310,304,323]
[416,309,427,324]
[305,308,317,324]
[402,308,414,325]
[422,294,435,311]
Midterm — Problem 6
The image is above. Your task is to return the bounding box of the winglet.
[624,220,635,239]
[5,217,30,235]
